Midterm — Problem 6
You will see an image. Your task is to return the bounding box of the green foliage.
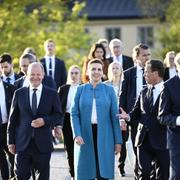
[158,0,180,57]
[0,0,92,71]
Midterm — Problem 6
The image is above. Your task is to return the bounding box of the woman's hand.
[75,136,85,145]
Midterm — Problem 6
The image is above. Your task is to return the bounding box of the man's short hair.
[146,59,165,78]
[0,53,13,64]
[133,43,149,57]
[44,39,55,47]
[88,58,104,67]
[20,53,36,64]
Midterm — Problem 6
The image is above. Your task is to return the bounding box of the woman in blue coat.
[71,58,122,180]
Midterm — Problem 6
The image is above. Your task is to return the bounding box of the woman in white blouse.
[58,65,81,180]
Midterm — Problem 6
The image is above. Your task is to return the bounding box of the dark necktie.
[32,89,37,116]
[49,58,52,77]
[6,77,11,84]
[142,68,146,85]
[0,107,2,125]
[148,86,155,111]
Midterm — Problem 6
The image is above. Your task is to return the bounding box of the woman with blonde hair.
[105,62,128,177]
[104,62,123,102]
[58,65,81,179]
[164,51,177,81]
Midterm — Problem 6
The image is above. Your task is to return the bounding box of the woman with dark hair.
[71,58,122,180]
[82,43,110,83]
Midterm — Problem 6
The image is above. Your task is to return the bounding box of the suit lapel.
[3,82,11,113]
[26,87,33,114]
[132,67,137,97]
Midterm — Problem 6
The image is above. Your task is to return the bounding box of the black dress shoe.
[118,168,126,177]
[121,172,126,177]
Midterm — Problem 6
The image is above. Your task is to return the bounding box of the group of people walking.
[0,37,180,180]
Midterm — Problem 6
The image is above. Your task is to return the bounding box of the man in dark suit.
[109,38,134,70]
[40,39,67,89]
[119,43,151,177]
[15,53,56,89]
[0,78,15,179]
[7,62,63,180]
[121,60,169,180]
[159,52,180,180]
[0,53,21,84]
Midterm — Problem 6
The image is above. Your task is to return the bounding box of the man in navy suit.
[109,38,134,70]
[159,52,180,180]
[119,43,151,177]
[0,78,15,179]
[121,60,169,180]
[40,39,67,89]
[7,62,63,180]
[0,53,21,84]
[15,53,56,89]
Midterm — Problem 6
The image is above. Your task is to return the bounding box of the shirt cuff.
[55,126,62,129]
[176,116,180,126]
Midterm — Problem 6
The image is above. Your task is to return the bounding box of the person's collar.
[136,64,143,71]
[178,72,180,79]
[0,79,3,87]
[116,54,122,59]
[149,81,164,91]
[45,55,55,59]
[2,72,14,79]
[29,83,43,91]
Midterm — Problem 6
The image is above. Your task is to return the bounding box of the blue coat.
[71,83,122,179]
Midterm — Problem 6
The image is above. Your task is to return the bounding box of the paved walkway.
[50,143,134,180]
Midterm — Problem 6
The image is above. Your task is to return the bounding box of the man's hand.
[31,118,45,128]
[54,126,63,139]
[115,144,121,155]
[8,144,16,155]
[117,107,130,121]
[75,136,85,145]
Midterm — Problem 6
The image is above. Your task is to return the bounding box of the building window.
[137,27,154,47]
[105,28,121,41]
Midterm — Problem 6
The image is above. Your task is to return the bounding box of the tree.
[158,0,180,56]
[0,0,92,70]
[138,0,180,57]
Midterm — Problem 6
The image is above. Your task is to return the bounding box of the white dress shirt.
[113,54,123,66]
[91,98,98,124]
[0,80,8,124]
[66,84,79,113]
[2,72,16,85]
[176,74,180,125]
[22,76,30,87]
[45,55,55,78]
[29,84,43,109]
[136,65,144,99]
[149,81,164,105]
[169,66,177,79]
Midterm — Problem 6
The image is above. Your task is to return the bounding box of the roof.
[79,0,154,20]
